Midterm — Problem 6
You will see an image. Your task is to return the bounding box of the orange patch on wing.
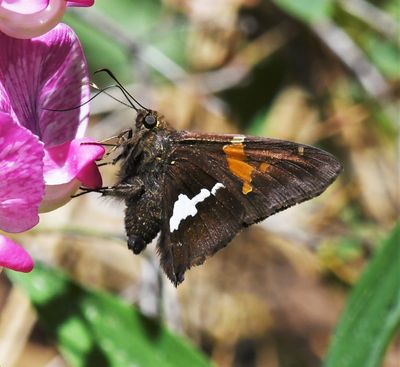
[259,162,270,173]
[223,141,254,194]
[242,181,253,195]
[223,143,246,160]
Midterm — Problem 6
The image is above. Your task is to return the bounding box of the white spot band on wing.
[231,135,245,144]
[169,183,225,232]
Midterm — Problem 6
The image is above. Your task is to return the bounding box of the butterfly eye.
[144,114,157,129]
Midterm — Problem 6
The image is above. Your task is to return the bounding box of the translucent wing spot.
[211,182,224,195]
[298,146,304,156]
[231,135,245,144]
[169,183,225,232]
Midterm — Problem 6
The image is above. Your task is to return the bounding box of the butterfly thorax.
[118,111,175,183]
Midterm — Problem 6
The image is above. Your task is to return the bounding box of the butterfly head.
[136,109,159,130]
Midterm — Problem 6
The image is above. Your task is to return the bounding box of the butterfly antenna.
[95,68,149,111]
[91,83,136,109]
[43,84,135,112]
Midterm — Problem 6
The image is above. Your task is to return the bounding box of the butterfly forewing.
[158,132,342,285]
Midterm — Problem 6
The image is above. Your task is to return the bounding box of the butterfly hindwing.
[159,153,244,285]
[158,132,342,285]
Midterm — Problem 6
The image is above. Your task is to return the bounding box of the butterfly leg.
[93,151,126,167]
[73,180,144,199]
[71,186,112,198]
[101,180,145,200]
[102,129,133,163]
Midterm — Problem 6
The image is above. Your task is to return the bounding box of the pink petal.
[67,0,94,6]
[0,112,45,233]
[39,179,80,213]
[76,161,103,188]
[0,0,49,14]
[0,235,34,272]
[39,138,104,212]
[0,0,66,39]
[43,138,104,186]
[0,23,89,146]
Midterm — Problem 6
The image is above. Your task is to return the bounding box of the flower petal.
[0,0,49,14]
[77,161,103,188]
[0,112,45,232]
[67,0,94,6]
[40,138,104,212]
[39,179,80,213]
[0,235,34,272]
[0,0,66,39]
[0,23,89,145]
[43,138,104,186]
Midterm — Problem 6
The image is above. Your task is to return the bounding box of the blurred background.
[0,0,398,366]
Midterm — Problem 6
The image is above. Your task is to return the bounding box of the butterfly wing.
[159,132,342,285]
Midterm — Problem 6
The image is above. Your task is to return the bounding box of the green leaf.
[324,224,400,367]
[8,264,211,367]
[272,0,334,23]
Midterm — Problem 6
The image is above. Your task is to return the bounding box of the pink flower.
[0,0,94,39]
[0,112,44,232]
[0,23,104,271]
[0,235,33,272]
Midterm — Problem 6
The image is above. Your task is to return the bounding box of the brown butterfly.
[81,70,342,286]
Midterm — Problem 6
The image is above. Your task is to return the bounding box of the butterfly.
[82,70,342,286]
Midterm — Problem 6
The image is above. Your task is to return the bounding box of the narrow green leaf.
[324,224,400,367]
[8,264,211,367]
[272,0,333,23]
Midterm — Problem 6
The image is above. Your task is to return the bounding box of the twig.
[337,0,399,42]
[311,20,391,100]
